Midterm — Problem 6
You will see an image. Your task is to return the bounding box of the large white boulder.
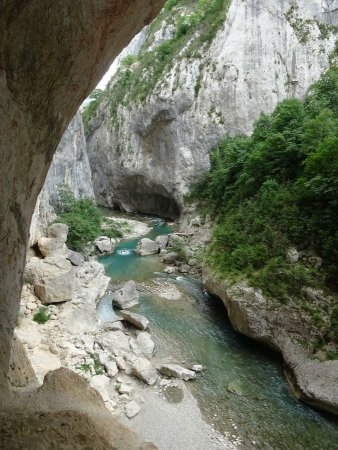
[25,256,73,304]
[135,238,159,256]
[112,281,140,309]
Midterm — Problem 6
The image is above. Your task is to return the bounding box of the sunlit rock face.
[87,0,337,218]
[0,0,165,401]
[29,112,95,245]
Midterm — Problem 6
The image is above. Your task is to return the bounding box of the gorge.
[1,0,338,449]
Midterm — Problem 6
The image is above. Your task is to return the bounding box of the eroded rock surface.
[203,271,338,416]
[0,0,165,397]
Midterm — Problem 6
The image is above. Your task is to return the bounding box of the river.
[98,214,338,450]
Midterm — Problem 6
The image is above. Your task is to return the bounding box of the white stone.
[125,400,141,419]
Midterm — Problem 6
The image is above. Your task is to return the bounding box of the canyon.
[1,0,338,448]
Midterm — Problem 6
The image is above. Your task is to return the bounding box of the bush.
[54,188,122,251]
[188,67,338,308]
[33,307,50,324]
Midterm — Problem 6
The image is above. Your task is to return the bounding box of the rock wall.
[30,112,94,245]
[203,271,338,416]
[0,0,165,410]
[87,0,337,218]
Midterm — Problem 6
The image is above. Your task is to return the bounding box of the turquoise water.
[99,217,174,282]
[98,215,338,450]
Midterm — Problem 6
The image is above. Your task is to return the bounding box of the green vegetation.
[187,67,338,345]
[82,89,103,135]
[76,354,105,375]
[33,307,50,324]
[99,0,231,121]
[285,5,338,44]
[55,188,123,251]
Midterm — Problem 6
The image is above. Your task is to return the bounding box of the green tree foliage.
[188,67,338,314]
[55,189,122,251]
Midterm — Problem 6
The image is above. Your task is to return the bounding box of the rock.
[286,248,299,264]
[49,344,59,355]
[191,364,203,372]
[162,252,178,264]
[125,400,141,418]
[308,256,323,269]
[105,360,119,378]
[112,281,139,309]
[227,380,244,396]
[158,364,196,381]
[94,236,116,254]
[119,383,133,395]
[155,235,169,249]
[136,332,155,357]
[188,258,198,267]
[115,356,128,371]
[135,238,159,256]
[48,223,69,242]
[104,321,125,331]
[159,248,168,256]
[178,264,190,274]
[25,256,73,304]
[89,374,111,402]
[164,266,176,274]
[120,311,149,331]
[132,357,157,385]
[67,250,85,266]
[26,302,38,311]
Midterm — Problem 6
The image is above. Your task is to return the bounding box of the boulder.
[158,364,196,381]
[164,266,176,274]
[94,236,116,254]
[112,281,140,309]
[125,400,141,419]
[135,238,159,256]
[37,223,69,258]
[162,252,178,264]
[105,360,119,378]
[286,248,299,264]
[155,235,169,249]
[178,264,191,273]
[136,332,155,357]
[132,357,157,385]
[48,223,69,242]
[67,250,85,266]
[121,311,149,331]
[89,374,111,402]
[119,383,132,395]
[25,256,73,304]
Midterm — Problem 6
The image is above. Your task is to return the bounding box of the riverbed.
[98,214,338,450]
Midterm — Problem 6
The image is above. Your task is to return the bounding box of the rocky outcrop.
[87,0,338,218]
[29,112,95,245]
[203,271,338,416]
[0,0,166,400]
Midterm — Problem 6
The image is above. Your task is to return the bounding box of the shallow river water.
[98,215,338,450]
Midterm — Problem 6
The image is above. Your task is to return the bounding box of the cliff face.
[86,0,338,218]
[30,112,94,245]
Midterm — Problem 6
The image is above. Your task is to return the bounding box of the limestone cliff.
[86,0,338,218]
[30,112,94,245]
